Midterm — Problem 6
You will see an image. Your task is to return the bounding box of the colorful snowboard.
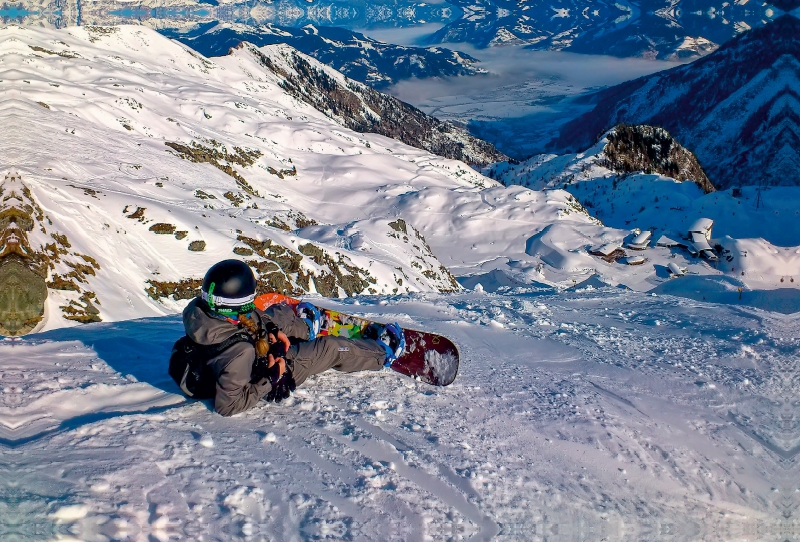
[255,293,459,386]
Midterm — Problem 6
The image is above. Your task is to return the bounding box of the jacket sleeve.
[260,303,310,340]
[211,342,273,416]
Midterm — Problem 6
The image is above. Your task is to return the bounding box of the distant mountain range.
[10,0,781,63]
[164,23,486,90]
[428,0,777,59]
[1,1,461,31]
[551,15,800,189]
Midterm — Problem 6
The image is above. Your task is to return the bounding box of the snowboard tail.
[255,294,459,386]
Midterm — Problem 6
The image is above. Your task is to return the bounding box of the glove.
[268,340,287,359]
[266,369,296,403]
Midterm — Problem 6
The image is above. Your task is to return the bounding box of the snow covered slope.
[3,23,795,337]
[553,16,800,190]
[0,24,604,332]
[0,24,500,331]
[7,289,800,539]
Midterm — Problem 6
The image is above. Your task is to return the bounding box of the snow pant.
[263,303,310,341]
[285,336,386,387]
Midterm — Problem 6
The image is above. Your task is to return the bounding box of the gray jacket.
[182,298,308,416]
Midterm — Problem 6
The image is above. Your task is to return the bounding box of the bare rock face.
[0,173,48,335]
[0,258,48,336]
[0,172,104,335]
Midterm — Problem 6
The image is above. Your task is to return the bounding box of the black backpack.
[168,332,254,399]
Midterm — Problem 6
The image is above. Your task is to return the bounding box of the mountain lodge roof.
[688,218,713,235]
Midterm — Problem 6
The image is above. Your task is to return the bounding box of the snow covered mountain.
[0,23,596,333]
[553,15,800,190]
[0,24,503,332]
[2,0,462,31]
[233,41,507,166]
[2,22,797,337]
[163,23,486,90]
[428,0,775,59]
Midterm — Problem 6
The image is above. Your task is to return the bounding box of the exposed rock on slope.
[167,23,485,90]
[243,43,508,168]
[600,125,714,194]
[0,173,102,334]
[552,16,800,189]
[489,124,712,193]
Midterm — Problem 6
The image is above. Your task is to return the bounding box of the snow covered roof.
[627,230,652,249]
[656,235,681,247]
[688,218,714,234]
[668,262,685,276]
[590,243,622,257]
[690,232,713,252]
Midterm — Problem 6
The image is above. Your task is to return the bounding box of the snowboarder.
[180,259,405,416]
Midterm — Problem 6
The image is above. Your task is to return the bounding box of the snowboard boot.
[365,322,405,367]
[296,301,321,341]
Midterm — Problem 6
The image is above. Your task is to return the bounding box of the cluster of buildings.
[589,218,719,274]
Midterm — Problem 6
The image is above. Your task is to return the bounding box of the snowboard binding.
[296,301,321,341]
[365,322,405,366]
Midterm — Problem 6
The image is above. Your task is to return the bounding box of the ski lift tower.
[755,176,767,210]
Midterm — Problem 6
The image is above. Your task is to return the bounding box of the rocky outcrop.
[0,173,104,334]
[486,124,711,194]
[600,125,715,193]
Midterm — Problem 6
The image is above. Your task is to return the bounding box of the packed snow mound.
[653,275,800,313]
[718,236,800,284]
[525,224,603,274]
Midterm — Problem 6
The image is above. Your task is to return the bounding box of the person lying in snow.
[176,259,405,416]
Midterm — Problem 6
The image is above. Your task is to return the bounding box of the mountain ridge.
[164,22,485,90]
[552,15,800,189]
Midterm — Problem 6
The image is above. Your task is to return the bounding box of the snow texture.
[7,288,800,540]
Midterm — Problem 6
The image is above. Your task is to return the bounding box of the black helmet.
[201,259,256,315]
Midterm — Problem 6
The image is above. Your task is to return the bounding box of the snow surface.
[9,289,800,540]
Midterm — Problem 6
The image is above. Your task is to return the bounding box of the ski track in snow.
[5,289,800,541]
